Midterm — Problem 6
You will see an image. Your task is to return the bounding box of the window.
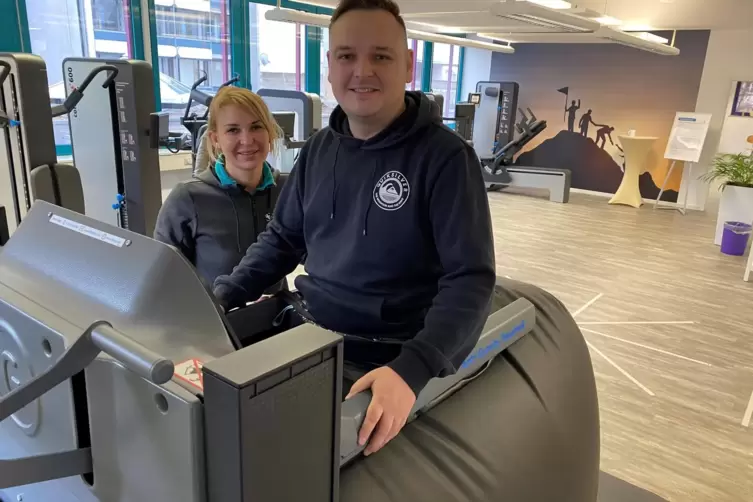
[249,3,305,93]
[319,28,337,127]
[407,38,423,91]
[26,0,131,151]
[430,43,460,119]
[155,0,232,135]
[92,0,126,32]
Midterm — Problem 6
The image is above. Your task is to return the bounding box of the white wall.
[460,45,493,99]
[687,29,753,211]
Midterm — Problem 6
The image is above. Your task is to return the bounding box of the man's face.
[327,9,413,121]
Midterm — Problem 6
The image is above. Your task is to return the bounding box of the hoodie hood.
[328,91,440,150]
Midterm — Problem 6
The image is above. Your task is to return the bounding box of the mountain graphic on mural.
[516,131,678,202]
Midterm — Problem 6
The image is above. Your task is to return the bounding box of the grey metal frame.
[486,166,572,203]
[0,201,535,502]
[0,53,58,234]
[258,88,322,142]
[63,58,163,236]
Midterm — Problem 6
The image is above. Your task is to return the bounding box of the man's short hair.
[330,0,407,35]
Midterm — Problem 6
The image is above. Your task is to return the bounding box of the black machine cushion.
[339,278,601,502]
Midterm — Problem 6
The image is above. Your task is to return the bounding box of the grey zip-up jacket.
[154,165,288,292]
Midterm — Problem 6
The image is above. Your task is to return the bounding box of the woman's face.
[209,105,270,174]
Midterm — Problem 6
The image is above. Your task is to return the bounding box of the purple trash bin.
[721,221,752,256]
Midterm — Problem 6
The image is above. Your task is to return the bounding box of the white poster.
[664,112,712,163]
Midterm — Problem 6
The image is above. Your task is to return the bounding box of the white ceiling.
[305,0,753,33]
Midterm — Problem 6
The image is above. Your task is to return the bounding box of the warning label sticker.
[174,358,204,392]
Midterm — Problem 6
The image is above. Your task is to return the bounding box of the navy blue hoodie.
[214,91,496,395]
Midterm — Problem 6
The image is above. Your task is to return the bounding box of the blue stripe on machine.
[460,320,527,370]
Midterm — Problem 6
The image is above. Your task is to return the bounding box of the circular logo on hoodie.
[373,171,410,211]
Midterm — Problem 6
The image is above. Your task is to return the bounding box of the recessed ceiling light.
[635,32,669,44]
[525,0,573,9]
[595,16,622,26]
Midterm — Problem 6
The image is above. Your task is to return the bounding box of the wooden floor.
[487,188,753,502]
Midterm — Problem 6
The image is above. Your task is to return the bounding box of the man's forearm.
[213,223,304,308]
[387,266,496,395]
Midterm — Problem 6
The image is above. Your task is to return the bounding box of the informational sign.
[664,112,712,163]
[174,358,204,392]
[49,213,127,248]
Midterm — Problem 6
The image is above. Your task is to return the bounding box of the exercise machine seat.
[340,278,601,502]
[29,163,86,214]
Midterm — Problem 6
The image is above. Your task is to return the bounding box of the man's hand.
[345,366,416,456]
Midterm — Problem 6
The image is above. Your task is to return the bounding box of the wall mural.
[490,30,711,201]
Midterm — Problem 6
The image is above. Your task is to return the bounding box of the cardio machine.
[473,81,572,203]
[181,74,241,173]
[63,57,165,236]
[0,201,600,502]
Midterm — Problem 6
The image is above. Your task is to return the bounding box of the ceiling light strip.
[595,27,679,55]
[491,1,601,33]
[264,8,515,54]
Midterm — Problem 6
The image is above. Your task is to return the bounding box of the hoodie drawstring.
[363,160,379,236]
[225,192,242,253]
[331,143,341,220]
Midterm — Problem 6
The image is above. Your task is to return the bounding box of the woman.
[154,86,287,292]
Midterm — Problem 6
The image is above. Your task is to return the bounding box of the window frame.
[13,0,466,156]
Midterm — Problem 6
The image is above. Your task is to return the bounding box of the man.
[594,124,615,149]
[213,0,495,456]
[565,98,580,133]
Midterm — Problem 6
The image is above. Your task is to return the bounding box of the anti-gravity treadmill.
[0,201,600,502]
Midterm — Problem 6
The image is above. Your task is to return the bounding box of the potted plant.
[700,151,753,245]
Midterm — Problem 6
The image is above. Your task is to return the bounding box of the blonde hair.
[205,86,281,164]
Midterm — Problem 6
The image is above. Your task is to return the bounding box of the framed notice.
[664,112,712,163]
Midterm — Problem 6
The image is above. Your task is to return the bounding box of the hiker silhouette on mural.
[579,109,596,138]
[565,99,581,132]
[594,124,615,149]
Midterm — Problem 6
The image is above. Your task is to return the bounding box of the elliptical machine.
[181,74,240,173]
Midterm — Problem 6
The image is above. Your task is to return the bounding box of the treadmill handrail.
[51,64,119,118]
[0,321,173,424]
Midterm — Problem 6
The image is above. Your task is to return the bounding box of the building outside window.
[249,3,305,93]
[26,0,232,142]
[430,42,460,119]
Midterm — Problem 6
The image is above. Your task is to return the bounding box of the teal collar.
[214,155,276,192]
